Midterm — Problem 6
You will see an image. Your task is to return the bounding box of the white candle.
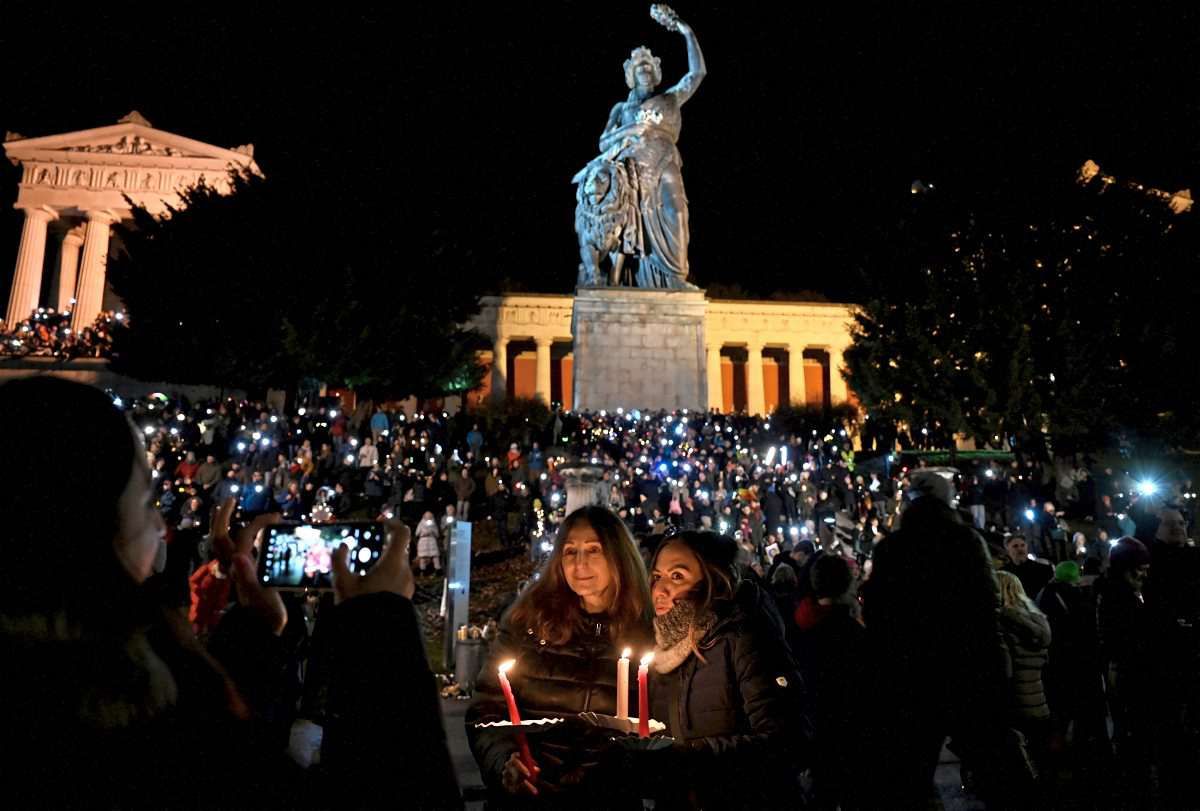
[616,647,631,720]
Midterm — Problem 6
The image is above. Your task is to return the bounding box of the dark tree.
[108,172,301,391]
[107,172,487,398]
[845,175,1200,454]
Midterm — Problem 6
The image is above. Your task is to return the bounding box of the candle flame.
[640,651,655,666]
[622,647,632,659]
[498,659,515,675]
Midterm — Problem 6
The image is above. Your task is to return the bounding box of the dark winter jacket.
[320,593,462,808]
[1036,580,1103,713]
[648,580,811,810]
[793,599,868,809]
[1145,541,1200,711]
[2,592,459,809]
[762,489,784,534]
[1096,574,1151,691]
[1003,558,1053,605]
[861,497,1009,717]
[466,615,649,808]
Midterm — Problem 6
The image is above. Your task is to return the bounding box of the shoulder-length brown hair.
[505,506,652,647]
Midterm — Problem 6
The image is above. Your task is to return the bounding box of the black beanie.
[1109,537,1150,572]
[811,554,852,599]
[665,530,738,574]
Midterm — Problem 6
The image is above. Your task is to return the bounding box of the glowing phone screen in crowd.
[259,522,385,589]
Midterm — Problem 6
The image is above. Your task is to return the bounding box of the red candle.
[638,652,654,738]
[497,660,537,778]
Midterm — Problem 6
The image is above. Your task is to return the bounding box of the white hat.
[907,468,957,507]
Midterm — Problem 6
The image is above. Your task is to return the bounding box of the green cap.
[1054,560,1081,584]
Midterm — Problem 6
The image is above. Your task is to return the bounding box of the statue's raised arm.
[651,4,706,104]
[574,4,705,290]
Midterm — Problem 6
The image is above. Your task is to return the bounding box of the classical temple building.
[2,112,259,329]
[467,293,855,416]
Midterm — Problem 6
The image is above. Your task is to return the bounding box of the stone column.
[491,337,508,403]
[534,337,553,405]
[829,347,848,404]
[788,344,807,407]
[5,206,58,326]
[706,344,723,412]
[746,345,766,416]
[71,210,115,331]
[53,228,85,314]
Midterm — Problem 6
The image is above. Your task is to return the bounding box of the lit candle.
[497,660,537,778]
[616,647,631,720]
[638,651,654,738]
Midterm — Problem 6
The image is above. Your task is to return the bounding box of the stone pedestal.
[559,463,608,517]
[572,287,707,412]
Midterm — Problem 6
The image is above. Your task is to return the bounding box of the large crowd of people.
[0,307,120,359]
[1,375,1197,808]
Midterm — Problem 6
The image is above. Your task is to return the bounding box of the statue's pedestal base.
[571,286,707,412]
[559,463,607,516]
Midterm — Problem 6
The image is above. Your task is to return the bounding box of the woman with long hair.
[466,506,652,807]
[636,530,808,810]
[996,569,1053,773]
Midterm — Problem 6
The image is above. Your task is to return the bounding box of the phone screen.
[259,522,385,589]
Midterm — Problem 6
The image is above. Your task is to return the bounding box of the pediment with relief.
[4,112,259,168]
[65,134,187,156]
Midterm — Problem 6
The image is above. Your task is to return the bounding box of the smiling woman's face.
[561,522,614,612]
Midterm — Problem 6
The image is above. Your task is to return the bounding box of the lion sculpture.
[572,158,640,286]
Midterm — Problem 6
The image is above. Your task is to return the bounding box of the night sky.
[1,3,1197,302]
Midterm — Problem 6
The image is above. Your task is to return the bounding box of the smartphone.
[258,521,386,589]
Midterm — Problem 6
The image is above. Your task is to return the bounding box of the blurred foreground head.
[0,376,159,623]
